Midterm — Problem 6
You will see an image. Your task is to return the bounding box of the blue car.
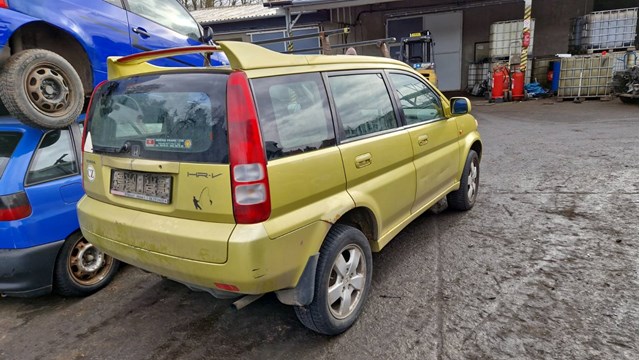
[0,116,120,297]
[0,0,227,129]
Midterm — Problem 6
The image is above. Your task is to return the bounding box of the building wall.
[327,0,598,90]
[532,0,594,56]
[203,0,631,89]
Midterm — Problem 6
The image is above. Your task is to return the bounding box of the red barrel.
[491,69,505,101]
[511,70,525,100]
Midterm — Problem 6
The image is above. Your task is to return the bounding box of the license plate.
[110,170,172,204]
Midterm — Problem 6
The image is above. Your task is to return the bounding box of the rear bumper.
[78,197,329,295]
[0,240,63,297]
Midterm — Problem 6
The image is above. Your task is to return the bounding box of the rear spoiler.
[107,45,224,80]
[115,45,220,65]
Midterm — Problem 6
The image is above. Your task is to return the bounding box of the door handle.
[418,134,429,146]
[355,153,372,168]
[132,27,150,38]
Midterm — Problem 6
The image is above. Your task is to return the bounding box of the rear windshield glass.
[0,132,22,178]
[86,72,229,164]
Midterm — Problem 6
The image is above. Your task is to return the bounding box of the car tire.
[0,49,84,129]
[53,232,120,297]
[447,150,480,211]
[620,96,638,104]
[294,224,372,335]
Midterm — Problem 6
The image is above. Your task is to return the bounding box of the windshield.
[0,132,22,179]
[86,72,229,164]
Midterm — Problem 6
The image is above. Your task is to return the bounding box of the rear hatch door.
[83,71,234,263]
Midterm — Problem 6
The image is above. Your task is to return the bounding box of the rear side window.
[0,132,22,179]
[86,72,229,164]
[388,72,443,125]
[127,0,200,40]
[252,73,335,160]
[328,73,397,140]
[27,130,78,185]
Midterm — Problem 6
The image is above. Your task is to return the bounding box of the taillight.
[227,71,270,224]
[0,192,32,221]
[0,0,9,9]
[82,80,109,154]
[81,80,108,190]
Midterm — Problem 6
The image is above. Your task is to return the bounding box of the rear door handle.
[132,27,150,38]
[355,153,372,168]
[418,134,429,146]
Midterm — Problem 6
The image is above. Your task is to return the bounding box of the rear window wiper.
[92,144,130,154]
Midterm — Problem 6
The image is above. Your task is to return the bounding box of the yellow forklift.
[401,30,437,86]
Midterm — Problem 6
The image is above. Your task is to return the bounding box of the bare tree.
[182,0,262,10]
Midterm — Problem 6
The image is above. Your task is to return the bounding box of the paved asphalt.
[1,98,638,360]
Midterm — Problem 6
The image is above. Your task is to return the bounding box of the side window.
[388,73,443,125]
[253,73,335,160]
[126,0,200,40]
[328,73,397,140]
[26,130,78,185]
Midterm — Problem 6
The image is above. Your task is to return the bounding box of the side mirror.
[201,27,214,44]
[450,97,472,115]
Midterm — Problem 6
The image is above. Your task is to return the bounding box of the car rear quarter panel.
[7,0,133,87]
[0,8,37,50]
[0,121,81,249]
[264,147,353,240]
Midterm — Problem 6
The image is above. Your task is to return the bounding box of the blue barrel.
[551,61,561,92]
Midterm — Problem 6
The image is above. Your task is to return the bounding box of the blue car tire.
[53,232,120,297]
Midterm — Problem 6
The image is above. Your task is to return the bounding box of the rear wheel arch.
[335,207,378,247]
[9,21,93,95]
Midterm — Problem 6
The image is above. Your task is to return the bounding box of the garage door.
[387,11,463,91]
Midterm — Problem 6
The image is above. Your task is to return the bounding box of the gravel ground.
[1,98,637,360]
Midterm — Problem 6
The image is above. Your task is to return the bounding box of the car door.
[387,71,460,214]
[20,127,82,248]
[326,71,416,245]
[124,0,207,67]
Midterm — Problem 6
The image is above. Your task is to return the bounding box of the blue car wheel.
[53,232,120,297]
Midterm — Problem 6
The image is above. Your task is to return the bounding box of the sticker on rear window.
[145,138,192,149]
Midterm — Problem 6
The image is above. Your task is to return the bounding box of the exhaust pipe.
[232,294,264,310]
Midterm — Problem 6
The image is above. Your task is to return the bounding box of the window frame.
[122,0,203,41]
[250,72,337,161]
[386,70,446,128]
[103,0,124,8]
[24,125,81,187]
[0,131,23,180]
[322,70,404,145]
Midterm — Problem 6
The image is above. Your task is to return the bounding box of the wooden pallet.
[555,95,613,102]
[586,46,637,54]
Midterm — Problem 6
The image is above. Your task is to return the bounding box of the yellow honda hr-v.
[77,42,482,335]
